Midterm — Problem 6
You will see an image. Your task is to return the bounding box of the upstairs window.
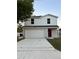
[47,18,50,24]
[31,19,34,24]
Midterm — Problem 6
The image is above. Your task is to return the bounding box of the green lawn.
[47,37,61,51]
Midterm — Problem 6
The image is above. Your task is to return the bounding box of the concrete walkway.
[17,39,61,59]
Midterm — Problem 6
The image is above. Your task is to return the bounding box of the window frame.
[31,18,34,24]
[47,18,50,24]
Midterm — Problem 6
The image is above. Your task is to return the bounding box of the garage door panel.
[25,29,44,39]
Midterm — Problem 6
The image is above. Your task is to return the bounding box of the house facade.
[23,14,59,39]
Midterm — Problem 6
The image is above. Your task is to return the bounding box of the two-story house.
[23,14,59,39]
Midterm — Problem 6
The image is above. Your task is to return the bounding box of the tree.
[17,0,34,23]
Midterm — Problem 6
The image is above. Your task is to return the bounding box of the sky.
[33,0,61,27]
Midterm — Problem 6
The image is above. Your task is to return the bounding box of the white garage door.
[25,29,45,39]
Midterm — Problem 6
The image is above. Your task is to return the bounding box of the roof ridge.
[31,14,58,18]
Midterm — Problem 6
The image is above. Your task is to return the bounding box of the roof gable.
[44,14,58,18]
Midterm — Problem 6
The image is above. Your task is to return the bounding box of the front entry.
[48,29,52,37]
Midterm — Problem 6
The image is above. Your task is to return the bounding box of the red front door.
[48,29,52,37]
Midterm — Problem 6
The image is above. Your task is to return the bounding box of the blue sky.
[33,0,61,27]
[33,0,61,17]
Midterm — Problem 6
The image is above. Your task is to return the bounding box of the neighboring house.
[23,14,59,39]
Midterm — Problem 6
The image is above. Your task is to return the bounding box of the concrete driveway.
[17,39,61,59]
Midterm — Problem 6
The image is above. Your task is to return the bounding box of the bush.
[17,24,23,32]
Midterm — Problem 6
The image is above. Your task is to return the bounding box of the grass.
[47,37,61,51]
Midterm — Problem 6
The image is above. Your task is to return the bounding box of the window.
[47,18,50,24]
[31,19,34,24]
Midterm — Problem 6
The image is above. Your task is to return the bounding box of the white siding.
[25,15,57,26]
[24,15,58,39]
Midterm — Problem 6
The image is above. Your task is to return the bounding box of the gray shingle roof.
[31,14,58,19]
[31,16,42,19]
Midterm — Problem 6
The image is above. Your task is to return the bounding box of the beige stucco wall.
[52,29,59,38]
